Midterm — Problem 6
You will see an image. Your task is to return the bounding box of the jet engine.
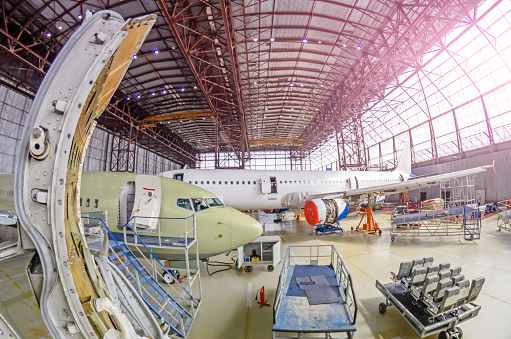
[304,198,349,226]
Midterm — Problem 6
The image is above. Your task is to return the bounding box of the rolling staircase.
[463,202,482,241]
[86,213,201,338]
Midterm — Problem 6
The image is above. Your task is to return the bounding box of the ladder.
[463,202,481,241]
[100,219,197,338]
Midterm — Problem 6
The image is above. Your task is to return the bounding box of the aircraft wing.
[301,164,493,202]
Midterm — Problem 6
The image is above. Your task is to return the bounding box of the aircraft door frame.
[261,175,271,193]
[348,176,359,190]
[261,176,278,194]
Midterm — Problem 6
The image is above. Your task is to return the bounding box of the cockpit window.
[205,198,224,207]
[193,198,209,211]
[177,198,193,211]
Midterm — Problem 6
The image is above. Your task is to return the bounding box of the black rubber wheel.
[163,271,176,284]
[456,327,463,339]
[438,331,450,339]
[378,302,387,314]
[351,227,354,231]
[267,265,274,272]
[379,229,382,235]
[391,236,395,242]
[244,266,252,273]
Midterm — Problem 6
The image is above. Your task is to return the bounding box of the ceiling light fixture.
[300,83,304,87]
[318,40,322,44]
[180,87,185,91]
[289,82,294,86]
[320,83,324,87]
[126,97,130,100]
[57,25,62,30]
[46,32,51,37]
[151,92,155,96]
[343,43,347,48]
[270,37,275,42]
[253,37,258,42]
[302,38,308,43]
[357,45,361,50]
[162,89,166,94]
[193,85,197,89]
[136,94,140,99]
[77,14,82,19]
[132,55,137,59]
[154,49,159,54]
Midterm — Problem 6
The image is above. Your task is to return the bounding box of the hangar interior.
[1,0,511,338]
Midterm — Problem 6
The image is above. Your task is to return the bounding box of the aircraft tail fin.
[395,139,411,173]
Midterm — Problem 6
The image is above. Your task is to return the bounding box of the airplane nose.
[230,209,263,249]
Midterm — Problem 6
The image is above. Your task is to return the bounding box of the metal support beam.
[157,0,248,169]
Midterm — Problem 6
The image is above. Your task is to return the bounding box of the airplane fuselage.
[161,169,409,211]
[79,172,262,260]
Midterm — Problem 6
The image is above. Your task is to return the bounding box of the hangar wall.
[390,142,511,204]
[0,84,180,174]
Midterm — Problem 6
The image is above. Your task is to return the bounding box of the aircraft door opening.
[118,181,135,229]
[173,173,184,181]
[261,176,278,194]
[270,176,277,193]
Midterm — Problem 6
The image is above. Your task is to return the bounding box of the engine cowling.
[304,198,349,226]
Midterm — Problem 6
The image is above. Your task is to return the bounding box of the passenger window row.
[187,179,354,185]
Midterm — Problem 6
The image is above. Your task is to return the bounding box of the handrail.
[273,245,358,325]
[89,215,195,301]
[94,217,191,319]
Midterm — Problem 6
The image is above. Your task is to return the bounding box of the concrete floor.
[0,210,510,338]
[188,210,511,339]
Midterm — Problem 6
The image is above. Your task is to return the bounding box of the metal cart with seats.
[376,258,483,338]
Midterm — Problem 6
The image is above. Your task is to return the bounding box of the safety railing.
[81,211,201,338]
[273,245,357,325]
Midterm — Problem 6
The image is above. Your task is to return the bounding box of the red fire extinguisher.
[255,286,270,307]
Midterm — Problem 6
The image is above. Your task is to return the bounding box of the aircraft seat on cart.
[451,274,465,285]
[411,275,440,301]
[450,266,462,277]
[423,256,434,267]
[466,277,485,303]
[456,279,471,307]
[391,261,412,281]
[403,267,427,289]
[412,258,424,269]
[438,270,451,280]
[432,278,453,303]
[426,265,439,278]
[439,262,450,271]
[436,286,460,315]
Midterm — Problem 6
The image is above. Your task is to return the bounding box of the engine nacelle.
[304,198,349,226]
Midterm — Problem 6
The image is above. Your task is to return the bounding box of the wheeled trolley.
[272,245,357,338]
[237,235,281,272]
[375,280,481,338]
[375,256,486,338]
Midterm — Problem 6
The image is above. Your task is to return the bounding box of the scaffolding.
[390,175,481,241]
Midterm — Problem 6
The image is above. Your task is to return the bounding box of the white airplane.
[161,143,493,228]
